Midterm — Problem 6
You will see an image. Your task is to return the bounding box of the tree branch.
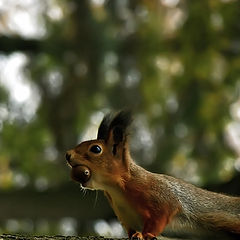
[0,36,41,54]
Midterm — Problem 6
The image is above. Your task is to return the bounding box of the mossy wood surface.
[0,234,181,240]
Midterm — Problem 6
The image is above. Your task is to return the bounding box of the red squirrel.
[66,110,240,239]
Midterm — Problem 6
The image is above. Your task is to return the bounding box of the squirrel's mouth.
[71,165,91,186]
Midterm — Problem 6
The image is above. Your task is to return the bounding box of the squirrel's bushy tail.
[199,211,240,233]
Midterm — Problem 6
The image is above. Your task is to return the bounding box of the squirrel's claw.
[130,231,157,240]
[143,233,157,240]
[131,237,142,240]
[131,232,143,240]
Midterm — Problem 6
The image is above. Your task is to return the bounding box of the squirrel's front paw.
[143,233,157,240]
[131,232,143,240]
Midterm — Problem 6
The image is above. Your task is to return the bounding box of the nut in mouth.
[71,165,91,186]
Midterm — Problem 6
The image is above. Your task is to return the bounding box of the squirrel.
[66,110,240,240]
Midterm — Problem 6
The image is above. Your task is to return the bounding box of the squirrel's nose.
[66,152,71,162]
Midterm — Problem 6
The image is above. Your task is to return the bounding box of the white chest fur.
[108,188,143,232]
[91,177,143,231]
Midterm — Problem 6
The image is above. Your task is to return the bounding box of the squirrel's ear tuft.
[97,113,112,140]
[109,110,132,144]
[109,110,132,133]
[98,110,132,157]
[97,110,132,143]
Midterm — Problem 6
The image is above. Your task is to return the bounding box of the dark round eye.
[89,145,102,154]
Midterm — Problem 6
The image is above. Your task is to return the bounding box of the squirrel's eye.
[90,145,102,154]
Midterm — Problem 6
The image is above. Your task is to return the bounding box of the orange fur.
[66,111,240,239]
[121,173,180,237]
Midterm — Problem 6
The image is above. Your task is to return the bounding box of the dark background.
[0,0,240,237]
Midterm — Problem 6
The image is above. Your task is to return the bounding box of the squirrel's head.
[66,110,132,190]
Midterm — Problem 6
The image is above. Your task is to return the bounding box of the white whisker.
[93,190,98,208]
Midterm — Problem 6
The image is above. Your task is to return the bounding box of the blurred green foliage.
[0,0,240,205]
[1,0,240,236]
[1,0,240,190]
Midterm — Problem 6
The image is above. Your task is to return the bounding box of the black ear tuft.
[109,110,132,144]
[109,110,132,132]
[97,113,112,140]
[97,110,132,143]
[113,126,123,143]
